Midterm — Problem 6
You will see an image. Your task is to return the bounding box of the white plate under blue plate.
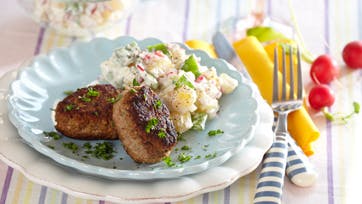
[7,36,259,180]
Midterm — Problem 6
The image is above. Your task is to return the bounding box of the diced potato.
[219,73,238,94]
[168,86,197,114]
[171,112,193,133]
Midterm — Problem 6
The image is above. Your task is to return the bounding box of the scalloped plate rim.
[6,36,260,180]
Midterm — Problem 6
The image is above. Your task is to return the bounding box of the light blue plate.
[7,36,259,180]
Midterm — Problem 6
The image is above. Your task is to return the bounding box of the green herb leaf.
[157,130,167,139]
[163,156,175,167]
[181,145,191,151]
[87,87,99,97]
[44,131,62,140]
[91,142,116,160]
[63,142,79,153]
[181,55,201,77]
[107,94,122,104]
[83,142,92,150]
[205,152,217,159]
[145,118,159,133]
[133,78,140,86]
[130,88,138,94]
[175,75,195,89]
[64,90,73,96]
[208,129,224,137]
[154,99,162,109]
[65,104,75,111]
[191,112,208,131]
[47,145,55,149]
[147,43,170,55]
[177,133,186,141]
[202,144,209,151]
[178,153,192,163]
[80,96,91,102]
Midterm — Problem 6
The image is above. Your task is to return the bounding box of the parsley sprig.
[145,118,159,133]
[208,129,224,137]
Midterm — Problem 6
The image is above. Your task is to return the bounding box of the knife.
[212,32,252,80]
[212,31,317,187]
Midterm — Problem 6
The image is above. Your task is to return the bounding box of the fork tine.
[273,48,279,103]
[297,47,303,100]
[281,47,287,101]
[289,46,294,100]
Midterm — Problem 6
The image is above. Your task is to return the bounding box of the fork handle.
[253,134,287,204]
[272,115,318,187]
[286,135,318,187]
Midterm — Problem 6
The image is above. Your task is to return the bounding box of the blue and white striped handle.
[272,116,317,187]
[285,136,317,187]
[253,134,288,204]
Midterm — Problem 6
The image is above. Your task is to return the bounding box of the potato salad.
[100,42,238,133]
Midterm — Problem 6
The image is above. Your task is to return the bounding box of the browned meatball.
[55,84,121,140]
[112,86,178,163]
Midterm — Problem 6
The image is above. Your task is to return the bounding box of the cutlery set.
[212,32,317,204]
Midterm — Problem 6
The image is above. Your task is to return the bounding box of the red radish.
[310,55,339,84]
[308,84,335,110]
[342,41,362,69]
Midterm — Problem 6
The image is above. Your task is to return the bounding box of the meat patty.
[112,86,178,163]
[55,84,121,140]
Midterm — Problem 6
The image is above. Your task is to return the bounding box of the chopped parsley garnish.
[202,144,209,151]
[133,78,140,86]
[208,129,224,137]
[91,142,116,160]
[63,90,73,96]
[163,156,175,167]
[44,131,62,140]
[157,130,166,139]
[178,153,192,163]
[130,88,138,93]
[205,152,217,159]
[145,118,159,133]
[83,142,92,150]
[87,87,100,97]
[65,104,75,111]
[154,99,162,109]
[191,112,208,131]
[47,145,55,149]
[107,94,122,104]
[80,96,91,102]
[181,145,191,151]
[174,75,195,89]
[194,155,201,159]
[63,142,79,153]
[177,134,186,141]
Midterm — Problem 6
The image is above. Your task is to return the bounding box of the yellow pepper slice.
[233,36,319,156]
[185,40,217,58]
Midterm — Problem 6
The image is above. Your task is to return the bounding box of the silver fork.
[253,46,303,204]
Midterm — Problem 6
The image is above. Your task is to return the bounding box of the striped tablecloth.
[1,0,362,203]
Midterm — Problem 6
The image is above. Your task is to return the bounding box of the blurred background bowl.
[17,0,138,37]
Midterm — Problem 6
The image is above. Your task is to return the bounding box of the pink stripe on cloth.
[0,26,46,204]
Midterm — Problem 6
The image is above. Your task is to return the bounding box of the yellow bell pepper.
[185,40,217,58]
[233,36,319,156]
